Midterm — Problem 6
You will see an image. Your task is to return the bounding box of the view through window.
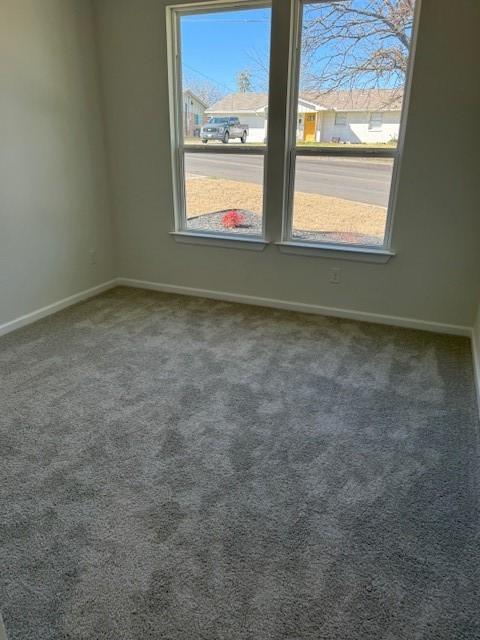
[176,2,272,237]
[288,0,416,247]
[169,0,417,249]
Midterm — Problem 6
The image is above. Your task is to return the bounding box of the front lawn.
[296,141,397,149]
[184,175,386,242]
[183,137,397,149]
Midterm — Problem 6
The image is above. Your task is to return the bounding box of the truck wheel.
[241,131,247,143]
[222,131,229,144]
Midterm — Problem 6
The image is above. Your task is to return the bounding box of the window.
[369,112,383,131]
[284,0,418,250]
[168,0,418,257]
[167,1,271,239]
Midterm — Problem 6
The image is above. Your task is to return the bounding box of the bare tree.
[245,47,270,91]
[183,76,225,107]
[301,0,415,94]
[236,69,253,93]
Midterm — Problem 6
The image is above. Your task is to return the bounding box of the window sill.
[170,231,268,251]
[276,241,394,263]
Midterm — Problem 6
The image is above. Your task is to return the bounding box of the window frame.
[369,112,384,131]
[334,112,347,126]
[167,0,421,259]
[281,0,422,254]
[166,0,271,245]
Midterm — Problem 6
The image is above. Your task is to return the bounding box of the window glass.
[289,0,416,247]
[173,3,271,236]
[184,153,264,236]
[179,6,271,147]
[291,156,394,246]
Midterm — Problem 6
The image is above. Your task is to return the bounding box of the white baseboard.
[472,327,480,416]
[0,275,472,342]
[0,613,8,640]
[117,277,471,337]
[0,279,117,338]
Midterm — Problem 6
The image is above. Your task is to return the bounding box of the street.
[185,153,394,207]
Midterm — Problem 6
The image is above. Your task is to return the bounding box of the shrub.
[221,210,246,229]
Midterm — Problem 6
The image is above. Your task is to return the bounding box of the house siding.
[184,94,206,137]
[319,110,401,144]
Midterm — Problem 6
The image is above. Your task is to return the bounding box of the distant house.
[206,89,403,144]
[183,90,208,137]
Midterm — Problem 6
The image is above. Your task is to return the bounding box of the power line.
[183,63,236,93]
[181,18,269,23]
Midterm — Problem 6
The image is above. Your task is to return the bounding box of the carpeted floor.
[1,287,479,639]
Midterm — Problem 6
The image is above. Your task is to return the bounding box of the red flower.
[221,210,246,229]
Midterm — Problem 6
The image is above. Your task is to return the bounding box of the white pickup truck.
[200,117,249,144]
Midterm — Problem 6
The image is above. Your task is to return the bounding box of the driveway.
[185,153,393,207]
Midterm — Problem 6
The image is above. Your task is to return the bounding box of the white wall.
[0,0,115,327]
[93,0,480,328]
[320,111,401,144]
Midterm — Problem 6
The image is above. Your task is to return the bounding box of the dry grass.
[184,137,396,150]
[185,176,387,236]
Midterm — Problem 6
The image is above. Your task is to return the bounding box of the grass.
[185,176,386,238]
[184,137,397,149]
[184,137,262,147]
[297,141,397,149]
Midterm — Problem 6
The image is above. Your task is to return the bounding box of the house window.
[284,0,418,250]
[167,1,271,239]
[168,0,418,257]
[369,112,383,131]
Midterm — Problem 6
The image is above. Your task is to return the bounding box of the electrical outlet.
[89,248,97,265]
[329,267,341,284]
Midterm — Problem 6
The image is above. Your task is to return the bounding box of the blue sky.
[180,2,411,96]
[180,7,271,93]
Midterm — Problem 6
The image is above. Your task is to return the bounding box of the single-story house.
[183,89,208,137]
[206,89,403,144]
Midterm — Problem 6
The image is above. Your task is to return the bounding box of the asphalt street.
[185,153,393,206]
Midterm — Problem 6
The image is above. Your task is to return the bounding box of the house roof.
[302,89,403,112]
[206,92,269,114]
[206,89,403,114]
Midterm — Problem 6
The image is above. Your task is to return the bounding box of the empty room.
[1,0,480,638]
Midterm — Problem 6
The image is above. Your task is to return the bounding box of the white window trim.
[280,0,422,257]
[276,241,394,263]
[166,0,271,247]
[334,112,347,126]
[170,231,268,250]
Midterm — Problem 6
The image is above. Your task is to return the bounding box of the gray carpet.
[1,287,479,639]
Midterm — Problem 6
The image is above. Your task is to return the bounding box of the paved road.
[185,153,393,207]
